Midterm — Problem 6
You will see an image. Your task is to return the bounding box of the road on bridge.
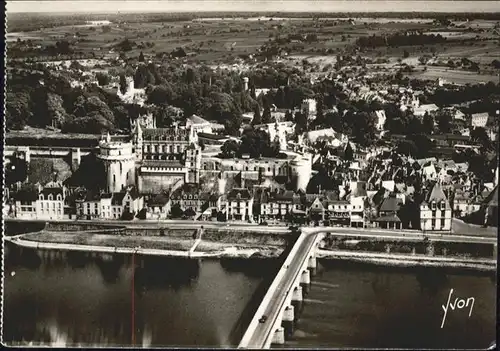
[243,232,319,349]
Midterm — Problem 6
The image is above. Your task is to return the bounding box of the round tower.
[290,154,312,192]
[97,134,136,193]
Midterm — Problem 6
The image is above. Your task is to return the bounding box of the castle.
[98,117,313,196]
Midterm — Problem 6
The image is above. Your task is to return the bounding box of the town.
[3,5,499,350]
[4,14,499,232]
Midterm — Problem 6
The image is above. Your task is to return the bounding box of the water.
[3,239,496,348]
[3,242,279,347]
[283,260,496,349]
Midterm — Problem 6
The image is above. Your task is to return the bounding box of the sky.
[7,0,499,13]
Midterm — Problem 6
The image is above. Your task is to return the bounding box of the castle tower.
[97,135,136,193]
[185,144,202,184]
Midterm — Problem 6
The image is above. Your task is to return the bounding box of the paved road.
[6,219,496,242]
[303,227,497,244]
[243,233,318,349]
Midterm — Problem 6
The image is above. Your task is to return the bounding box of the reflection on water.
[3,242,274,347]
[283,260,496,349]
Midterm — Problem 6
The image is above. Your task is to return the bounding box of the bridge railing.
[263,233,324,349]
[239,232,307,349]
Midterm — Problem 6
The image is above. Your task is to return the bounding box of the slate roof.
[379,196,403,213]
[227,188,253,201]
[187,114,209,125]
[41,187,64,198]
[426,183,448,203]
[112,192,126,205]
[143,128,190,140]
[374,214,402,222]
[148,193,170,206]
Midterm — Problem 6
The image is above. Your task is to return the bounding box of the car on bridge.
[258,315,268,323]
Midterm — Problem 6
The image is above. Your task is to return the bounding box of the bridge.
[238,227,498,349]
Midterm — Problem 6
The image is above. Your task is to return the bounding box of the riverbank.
[317,249,497,272]
[7,230,286,259]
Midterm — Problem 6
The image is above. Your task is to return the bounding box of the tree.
[46,92,68,128]
[170,203,183,219]
[138,51,145,62]
[262,106,272,124]
[5,156,28,186]
[220,140,239,158]
[119,74,128,95]
[470,127,491,150]
[436,112,452,134]
[5,91,31,130]
[252,106,262,125]
[422,112,434,134]
[96,72,111,86]
[147,84,175,105]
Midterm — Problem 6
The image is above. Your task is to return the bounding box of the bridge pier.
[291,285,304,319]
[271,326,285,345]
[282,305,295,338]
[300,269,311,294]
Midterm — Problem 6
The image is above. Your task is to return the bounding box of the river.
[3,241,496,348]
[283,260,496,349]
[3,242,279,347]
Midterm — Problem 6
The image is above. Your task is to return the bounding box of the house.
[12,187,39,219]
[419,183,452,231]
[76,192,102,219]
[452,190,481,218]
[260,190,302,221]
[34,183,66,220]
[120,186,144,215]
[146,193,171,219]
[431,134,471,148]
[223,188,254,221]
[304,128,346,145]
[348,181,368,228]
[77,187,143,220]
[413,104,439,117]
[307,195,326,222]
[422,163,438,181]
[170,183,204,214]
[301,98,317,117]
[471,112,489,128]
[373,196,404,229]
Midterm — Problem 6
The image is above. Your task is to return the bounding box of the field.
[406,67,499,85]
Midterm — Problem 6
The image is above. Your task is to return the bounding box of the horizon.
[7,1,500,14]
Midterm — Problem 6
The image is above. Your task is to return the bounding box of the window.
[431,201,437,210]
[440,201,446,211]
[440,218,445,228]
[57,194,62,201]
[48,194,53,201]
